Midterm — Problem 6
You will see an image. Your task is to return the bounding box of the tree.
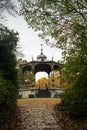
[0,26,19,83]
[18,0,87,47]
[18,0,87,78]
[36,77,47,89]
[48,71,60,88]
[19,0,87,117]
[18,0,87,86]
[0,26,19,122]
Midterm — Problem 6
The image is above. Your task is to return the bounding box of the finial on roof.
[52,55,54,61]
[37,44,47,61]
[32,55,33,61]
[41,44,43,55]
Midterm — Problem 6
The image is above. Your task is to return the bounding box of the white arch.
[35,72,48,81]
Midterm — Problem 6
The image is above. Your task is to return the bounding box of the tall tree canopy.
[0,26,19,83]
[19,0,87,85]
[0,26,19,121]
[18,0,87,47]
[0,0,19,124]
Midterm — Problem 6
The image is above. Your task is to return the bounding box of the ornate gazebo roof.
[20,44,60,75]
[37,44,47,61]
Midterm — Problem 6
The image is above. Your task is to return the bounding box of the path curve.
[16,98,62,130]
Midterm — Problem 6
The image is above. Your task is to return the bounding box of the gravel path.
[16,98,62,130]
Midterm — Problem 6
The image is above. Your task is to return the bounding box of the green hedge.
[0,77,18,121]
[58,69,87,118]
[0,26,19,123]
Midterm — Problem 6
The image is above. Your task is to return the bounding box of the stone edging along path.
[16,98,62,130]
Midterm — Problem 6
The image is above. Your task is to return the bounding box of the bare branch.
[0,0,19,22]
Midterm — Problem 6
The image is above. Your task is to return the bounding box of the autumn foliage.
[36,72,60,89]
[36,77,47,89]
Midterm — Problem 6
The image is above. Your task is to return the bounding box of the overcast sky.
[7,15,62,62]
[5,0,62,80]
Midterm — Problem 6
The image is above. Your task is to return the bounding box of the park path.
[15,98,62,130]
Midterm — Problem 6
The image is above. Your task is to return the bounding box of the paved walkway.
[16,98,62,130]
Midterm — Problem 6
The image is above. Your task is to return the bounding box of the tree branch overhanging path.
[18,0,87,118]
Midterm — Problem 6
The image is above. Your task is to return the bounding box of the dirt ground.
[14,98,62,130]
[1,98,87,130]
[4,98,62,130]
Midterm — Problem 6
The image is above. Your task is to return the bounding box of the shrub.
[53,93,61,98]
[28,94,35,98]
[0,26,19,123]
[0,77,18,121]
[58,69,87,118]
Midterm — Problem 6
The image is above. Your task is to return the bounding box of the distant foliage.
[36,77,47,89]
[36,72,60,89]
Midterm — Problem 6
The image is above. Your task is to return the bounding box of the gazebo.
[20,44,60,87]
[19,44,63,98]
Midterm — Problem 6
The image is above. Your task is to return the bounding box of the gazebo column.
[20,66,24,85]
[48,74,50,88]
[59,70,63,88]
[51,71,54,88]
[51,59,55,88]
[31,65,35,88]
